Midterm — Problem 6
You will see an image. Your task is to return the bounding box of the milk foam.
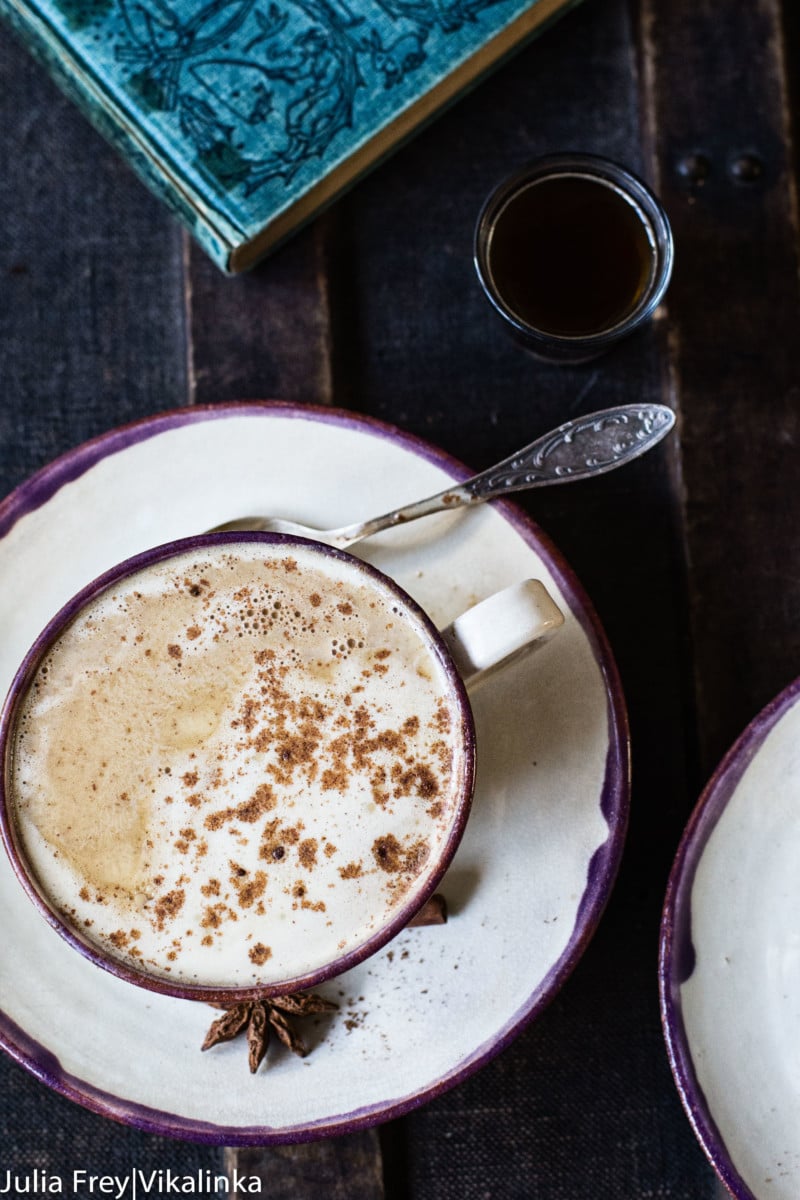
[10,543,467,987]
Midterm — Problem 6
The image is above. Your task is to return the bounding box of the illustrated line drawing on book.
[3,0,579,268]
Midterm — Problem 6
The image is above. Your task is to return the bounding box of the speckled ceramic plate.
[0,402,628,1143]
[661,679,800,1199]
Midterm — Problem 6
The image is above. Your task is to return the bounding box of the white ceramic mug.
[0,533,563,1002]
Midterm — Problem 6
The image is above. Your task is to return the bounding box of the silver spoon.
[214,403,674,550]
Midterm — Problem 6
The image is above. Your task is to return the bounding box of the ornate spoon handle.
[335,404,674,546]
[464,403,674,496]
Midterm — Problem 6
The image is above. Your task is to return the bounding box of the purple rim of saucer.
[0,400,630,1144]
[659,676,800,1200]
[0,530,477,1004]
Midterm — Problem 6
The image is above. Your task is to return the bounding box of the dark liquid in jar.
[486,175,654,337]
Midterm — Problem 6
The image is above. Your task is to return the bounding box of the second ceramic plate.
[661,678,800,1199]
[0,402,628,1142]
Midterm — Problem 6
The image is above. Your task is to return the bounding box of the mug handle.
[439,580,564,690]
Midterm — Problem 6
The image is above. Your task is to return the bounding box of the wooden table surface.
[1,0,798,1195]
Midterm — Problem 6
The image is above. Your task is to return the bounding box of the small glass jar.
[474,153,674,363]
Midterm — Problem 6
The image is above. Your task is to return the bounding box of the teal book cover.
[2,0,577,271]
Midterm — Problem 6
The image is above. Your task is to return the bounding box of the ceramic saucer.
[661,678,800,1199]
[0,402,628,1143]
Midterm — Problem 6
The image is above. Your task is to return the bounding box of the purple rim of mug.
[0,400,630,1143]
[0,530,477,1003]
[659,677,800,1200]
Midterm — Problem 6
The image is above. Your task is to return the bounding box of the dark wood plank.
[0,32,188,499]
[186,214,339,407]
[223,1132,385,1199]
[642,0,800,774]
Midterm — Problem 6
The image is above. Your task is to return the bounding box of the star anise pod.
[202,991,338,1073]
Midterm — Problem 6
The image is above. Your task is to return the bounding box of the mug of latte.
[0,534,563,1001]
